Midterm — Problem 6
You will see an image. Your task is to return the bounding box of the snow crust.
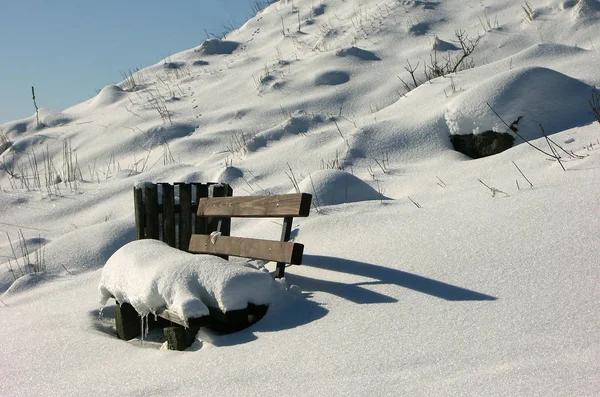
[99,239,277,318]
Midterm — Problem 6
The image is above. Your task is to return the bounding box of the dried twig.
[436,176,447,187]
[539,125,565,171]
[478,179,509,197]
[308,173,323,213]
[31,86,40,127]
[512,161,533,188]
[333,120,351,150]
[486,103,556,158]
[285,162,300,193]
[408,196,422,208]
[590,91,600,124]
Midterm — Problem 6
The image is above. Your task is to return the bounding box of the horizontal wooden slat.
[156,308,213,328]
[156,308,189,327]
[197,193,311,218]
[156,305,266,330]
[188,234,304,265]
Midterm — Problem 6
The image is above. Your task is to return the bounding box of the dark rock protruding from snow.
[450,131,515,159]
[195,39,240,55]
[335,47,381,61]
[164,61,185,70]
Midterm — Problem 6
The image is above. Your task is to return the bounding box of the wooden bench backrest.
[188,193,312,277]
[196,193,311,218]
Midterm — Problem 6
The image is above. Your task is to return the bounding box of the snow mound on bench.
[98,239,278,320]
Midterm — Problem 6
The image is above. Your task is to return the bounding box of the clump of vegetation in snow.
[398,29,483,93]
[4,230,46,281]
[0,128,10,155]
[590,90,600,125]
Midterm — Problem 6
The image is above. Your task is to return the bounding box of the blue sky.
[0,0,262,124]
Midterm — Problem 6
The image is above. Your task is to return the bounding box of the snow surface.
[99,239,278,318]
[1,0,600,395]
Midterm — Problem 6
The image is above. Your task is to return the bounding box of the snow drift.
[445,66,597,139]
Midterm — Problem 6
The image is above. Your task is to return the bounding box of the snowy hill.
[1,0,600,395]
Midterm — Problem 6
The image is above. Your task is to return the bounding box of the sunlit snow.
[1,0,599,395]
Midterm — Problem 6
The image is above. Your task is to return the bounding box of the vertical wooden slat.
[115,302,141,341]
[133,187,146,239]
[210,184,233,237]
[194,183,209,235]
[178,183,192,251]
[209,184,232,260]
[144,184,160,239]
[275,216,293,278]
[134,182,232,246]
[162,183,176,247]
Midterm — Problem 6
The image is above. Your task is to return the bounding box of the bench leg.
[275,263,286,278]
[115,302,141,341]
[164,325,201,351]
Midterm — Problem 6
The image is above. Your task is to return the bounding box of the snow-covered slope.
[1,0,599,395]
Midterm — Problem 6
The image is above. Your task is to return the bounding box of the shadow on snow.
[291,254,497,302]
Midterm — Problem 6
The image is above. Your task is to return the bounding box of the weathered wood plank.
[177,183,193,252]
[197,193,312,218]
[164,326,201,351]
[144,184,160,239]
[115,302,141,341]
[194,184,209,235]
[209,184,233,260]
[188,235,304,265]
[156,308,213,328]
[156,308,188,326]
[161,183,176,247]
[275,216,294,278]
[209,184,233,234]
[133,187,145,240]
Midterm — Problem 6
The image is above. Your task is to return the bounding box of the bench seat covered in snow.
[99,239,277,347]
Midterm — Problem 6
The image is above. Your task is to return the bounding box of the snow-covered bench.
[99,193,312,350]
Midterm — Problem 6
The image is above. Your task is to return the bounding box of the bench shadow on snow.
[87,255,494,348]
[292,255,497,302]
[88,293,329,348]
[202,293,329,347]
